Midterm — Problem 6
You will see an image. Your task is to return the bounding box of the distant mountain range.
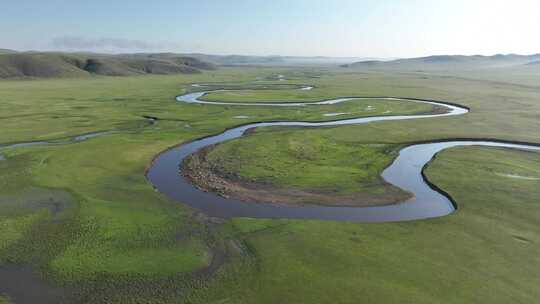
[342,54,540,70]
[0,48,17,54]
[183,54,389,66]
[0,50,385,78]
[2,50,539,79]
[0,52,216,78]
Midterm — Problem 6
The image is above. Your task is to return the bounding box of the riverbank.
[182,144,412,207]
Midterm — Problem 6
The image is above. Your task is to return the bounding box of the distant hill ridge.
[342,54,540,69]
[0,48,17,54]
[182,53,385,66]
[0,52,216,78]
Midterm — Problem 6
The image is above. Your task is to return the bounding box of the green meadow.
[1,66,540,303]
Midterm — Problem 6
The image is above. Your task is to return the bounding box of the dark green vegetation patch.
[184,129,411,206]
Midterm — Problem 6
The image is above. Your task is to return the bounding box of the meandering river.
[146,84,540,222]
[1,83,538,222]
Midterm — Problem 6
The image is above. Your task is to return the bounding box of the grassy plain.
[186,132,411,206]
[187,147,540,304]
[0,66,540,303]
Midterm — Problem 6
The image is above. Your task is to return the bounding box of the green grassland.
[0,296,10,304]
[0,65,540,303]
[192,130,410,205]
[0,70,438,144]
[207,134,397,192]
[187,147,540,304]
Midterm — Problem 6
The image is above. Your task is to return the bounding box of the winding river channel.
[146,84,540,222]
[2,83,539,222]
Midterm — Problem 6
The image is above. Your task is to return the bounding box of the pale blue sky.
[2,0,539,57]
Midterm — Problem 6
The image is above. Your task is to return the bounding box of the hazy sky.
[2,0,539,57]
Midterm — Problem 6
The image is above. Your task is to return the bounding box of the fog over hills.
[0,49,17,54]
[2,50,539,79]
[0,50,393,78]
[180,53,387,66]
[342,54,540,70]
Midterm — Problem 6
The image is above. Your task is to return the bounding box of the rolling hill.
[0,52,216,78]
[183,53,381,66]
[0,48,17,54]
[342,54,540,70]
